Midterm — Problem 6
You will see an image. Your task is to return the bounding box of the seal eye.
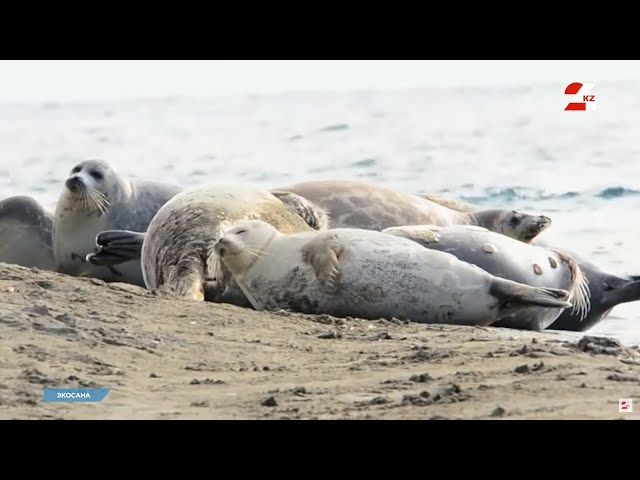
[90,170,104,180]
[508,214,522,227]
[71,166,81,174]
[235,229,247,235]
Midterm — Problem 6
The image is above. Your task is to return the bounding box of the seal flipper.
[163,253,206,301]
[301,234,344,290]
[270,191,330,230]
[382,225,441,244]
[86,230,146,266]
[602,274,640,309]
[490,278,572,309]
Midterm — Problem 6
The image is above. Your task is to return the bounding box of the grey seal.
[272,179,551,242]
[212,219,572,326]
[52,159,182,286]
[0,195,55,270]
[134,184,322,303]
[533,240,640,332]
[424,192,640,331]
[383,224,590,330]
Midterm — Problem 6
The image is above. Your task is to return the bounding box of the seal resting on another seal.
[136,184,324,303]
[213,219,572,326]
[422,191,640,331]
[272,179,551,242]
[52,159,182,286]
[383,224,590,330]
[86,189,330,269]
[0,195,55,270]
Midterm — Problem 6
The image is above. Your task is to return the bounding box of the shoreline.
[1,263,639,420]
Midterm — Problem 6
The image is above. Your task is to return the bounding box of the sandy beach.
[0,262,639,420]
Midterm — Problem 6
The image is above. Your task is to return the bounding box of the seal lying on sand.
[383,224,590,330]
[423,192,640,331]
[0,195,55,270]
[213,220,572,326]
[52,159,182,286]
[272,179,551,242]
[129,184,326,303]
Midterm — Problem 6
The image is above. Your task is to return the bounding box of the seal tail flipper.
[86,230,146,266]
[270,190,331,230]
[490,278,573,309]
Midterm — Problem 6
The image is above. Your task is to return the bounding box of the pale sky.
[0,60,639,103]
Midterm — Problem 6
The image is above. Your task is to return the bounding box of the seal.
[0,195,55,270]
[421,192,640,331]
[212,219,572,326]
[52,159,183,286]
[85,187,330,275]
[272,179,551,242]
[383,224,591,330]
[532,239,640,332]
[135,184,322,303]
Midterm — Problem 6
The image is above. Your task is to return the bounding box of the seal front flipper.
[382,225,441,244]
[270,190,330,230]
[86,230,146,266]
[301,234,344,290]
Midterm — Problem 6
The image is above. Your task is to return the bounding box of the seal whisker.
[551,249,591,321]
[89,188,110,215]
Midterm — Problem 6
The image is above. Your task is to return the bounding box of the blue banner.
[43,388,111,402]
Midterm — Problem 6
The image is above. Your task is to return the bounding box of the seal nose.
[538,215,552,226]
[215,238,228,257]
[65,176,84,193]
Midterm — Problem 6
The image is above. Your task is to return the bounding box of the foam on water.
[1,82,639,344]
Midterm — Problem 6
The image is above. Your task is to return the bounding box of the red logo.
[564,82,596,111]
[619,398,633,413]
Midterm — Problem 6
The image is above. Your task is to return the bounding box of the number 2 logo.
[564,82,596,111]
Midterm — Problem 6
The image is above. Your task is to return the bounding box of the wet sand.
[0,263,639,420]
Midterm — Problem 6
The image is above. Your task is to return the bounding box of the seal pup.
[271,179,551,242]
[213,220,572,326]
[52,159,183,286]
[532,240,640,332]
[135,184,324,303]
[383,224,590,330]
[0,195,55,270]
[423,192,640,331]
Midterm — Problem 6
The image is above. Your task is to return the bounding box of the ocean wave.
[456,186,640,206]
[596,187,640,199]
